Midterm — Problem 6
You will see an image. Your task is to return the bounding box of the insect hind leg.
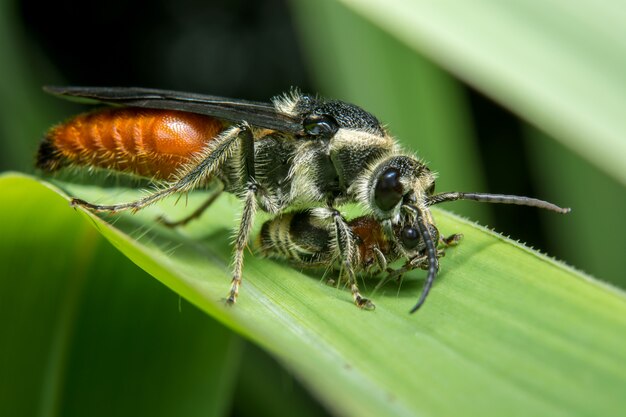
[226,182,258,305]
[71,188,172,213]
[157,182,225,227]
[70,125,244,214]
[226,124,260,305]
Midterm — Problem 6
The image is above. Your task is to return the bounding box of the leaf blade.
[335,0,626,184]
[5,173,625,417]
[0,173,241,417]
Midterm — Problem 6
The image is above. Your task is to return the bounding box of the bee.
[37,86,570,311]
[257,208,462,311]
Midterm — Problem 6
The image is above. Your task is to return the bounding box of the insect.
[257,208,462,311]
[37,86,570,311]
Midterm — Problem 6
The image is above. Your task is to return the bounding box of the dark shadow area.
[19,0,311,99]
[467,89,547,251]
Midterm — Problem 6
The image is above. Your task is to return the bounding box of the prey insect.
[257,208,462,311]
[37,86,570,312]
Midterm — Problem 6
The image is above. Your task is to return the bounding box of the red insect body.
[38,107,224,180]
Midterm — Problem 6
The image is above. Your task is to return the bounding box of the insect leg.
[371,247,393,293]
[384,249,444,282]
[372,246,388,273]
[385,234,458,284]
[384,234,457,285]
[157,182,225,227]
[441,233,463,247]
[226,183,258,305]
[70,125,244,213]
[227,125,258,305]
[329,209,375,310]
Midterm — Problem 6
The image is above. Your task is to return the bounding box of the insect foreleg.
[441,233,463,247]
[386,254,429,280]
[329,209,375,310]
[372,246,388,273]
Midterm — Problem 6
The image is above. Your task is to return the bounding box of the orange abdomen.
[37,107,225,180]
[349,217,390,264]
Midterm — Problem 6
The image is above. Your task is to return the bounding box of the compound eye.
[374,167,404,212]
[303,114,339,137]
[401,226,420,249]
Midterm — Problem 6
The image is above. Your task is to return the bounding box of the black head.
[367,156,435,219]
[398,222,439,253]
[297,95,384,138]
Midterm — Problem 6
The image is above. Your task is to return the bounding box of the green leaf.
[524,128,626,287]
[332,0,626,184]
[0,173,241,417]
[233,344,332,417]
[3,172,625,417]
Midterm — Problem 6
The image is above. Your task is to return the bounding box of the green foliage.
[332,0,626,185]
[3,173,625,417]
[2,0,625,416]
[0,174,240,417]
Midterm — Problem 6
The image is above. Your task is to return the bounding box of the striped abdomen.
[258,211,333,267]
[258,211,392,270]
[37,107,225,180]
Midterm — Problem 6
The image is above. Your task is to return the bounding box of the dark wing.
[44,86,303,134]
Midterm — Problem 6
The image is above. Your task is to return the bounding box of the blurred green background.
[1,0,624,415]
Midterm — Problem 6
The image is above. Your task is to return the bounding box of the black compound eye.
[303,114,339,137]
[401,226,421,249]
[374,167,404,212]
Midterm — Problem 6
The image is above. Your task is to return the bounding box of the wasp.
[37,86,570,311]
[257,208,462,311]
